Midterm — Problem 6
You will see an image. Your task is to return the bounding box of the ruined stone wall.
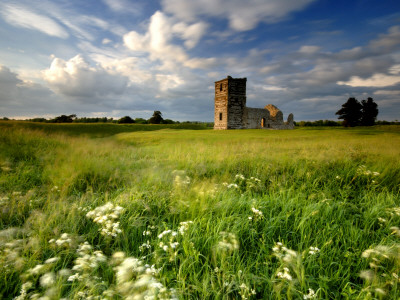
[243,107,270,129]
[269,113,295,129]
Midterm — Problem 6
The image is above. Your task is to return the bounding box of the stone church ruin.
[214,76,294,130]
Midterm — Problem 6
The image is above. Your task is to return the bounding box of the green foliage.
[0,124,399,299]
[336,98,363,127]
[117,116,135,124]
[134,118,148,124]
[50,114,77,123]
[361,98,379,126]
[148,111,163,124]
[336,97,379,127]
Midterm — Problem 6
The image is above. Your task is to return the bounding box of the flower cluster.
[303,288,317,299]
[277,267,293,281]
[356,165,380,177]
[49,233,73,248]
[272,242,298,264]
[178,221,193,235]
[86,202,124,237]
[308,246,320,255]
[68,242,107,281]
[223,174,263,193]
[172,170,191,188]
[113,252,176,299]
[216,232,239,253]
[15,253,63,300]
[1,237,26,270]
[360,244,400,298]
[238,282,256,300]
[249,206,264,221]
[158,229,179,261]
[386,207,400,217]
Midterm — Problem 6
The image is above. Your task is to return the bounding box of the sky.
[0,0,400,121]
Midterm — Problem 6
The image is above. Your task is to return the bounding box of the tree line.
[19,111,179,124]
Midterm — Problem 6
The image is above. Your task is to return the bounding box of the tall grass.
[0,123,399,299]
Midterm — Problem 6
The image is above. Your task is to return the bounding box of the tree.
[148,111,163,124]
[53,114,76,123]
[335,98,362,127]
[117,116,135,124]
[360,97,378,126]
[134,118,148,124]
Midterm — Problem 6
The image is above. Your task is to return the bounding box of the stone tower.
[214,76,247,129]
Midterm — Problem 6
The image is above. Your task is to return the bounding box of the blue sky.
[0,0,399,121]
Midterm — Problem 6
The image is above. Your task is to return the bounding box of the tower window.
[219,112,223,121]
[220,84,223,91]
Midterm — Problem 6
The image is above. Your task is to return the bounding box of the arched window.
[261,118,266,128]
[219,112,223,121]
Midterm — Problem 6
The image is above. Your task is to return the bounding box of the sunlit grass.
[0,122,399,299]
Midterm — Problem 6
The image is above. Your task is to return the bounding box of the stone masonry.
[214,76,294,130]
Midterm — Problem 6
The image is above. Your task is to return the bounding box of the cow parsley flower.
[86,202,124,237]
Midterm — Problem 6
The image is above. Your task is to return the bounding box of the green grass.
[0,122,399,299]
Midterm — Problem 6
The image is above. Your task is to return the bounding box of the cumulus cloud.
[124,11,213,70]
[42,54,128,98]
[0,3,68,38]
[337,74,400,87]
[162,0,317,31]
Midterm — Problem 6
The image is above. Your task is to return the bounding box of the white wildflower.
[178,221,193,235]
[40,272,56,288]
[227,183,239,189]
[173,170,191,188]
[67,273,82,282]
[309,246,320,255]
[44,257,60,264]
[139,240,151,252]
[27,264,45,275]
[277,267,292,281]
[235,174,245,180]
[158,230,172,239]
[303,288,316,299]
[217,232,239,252]
[86,202,124,237]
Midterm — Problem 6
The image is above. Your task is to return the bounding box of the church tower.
[214,76,247,129]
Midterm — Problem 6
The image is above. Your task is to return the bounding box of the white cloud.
[102,0,142,15]
[124,11,212,70]
[298,45,321,54]
[162,0,317,31]
[0,3,68,38]
[172,21,208,49]
[42,55,128,98]
[369,26,400,52]
[337,73,400,87]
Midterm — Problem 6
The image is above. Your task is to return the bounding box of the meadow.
[0,121,399,299]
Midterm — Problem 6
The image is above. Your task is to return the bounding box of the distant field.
[1,122,399,299]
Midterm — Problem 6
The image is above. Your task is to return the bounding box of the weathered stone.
[214,76,294,130]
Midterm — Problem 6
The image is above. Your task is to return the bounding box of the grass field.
[1,121,399,299]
